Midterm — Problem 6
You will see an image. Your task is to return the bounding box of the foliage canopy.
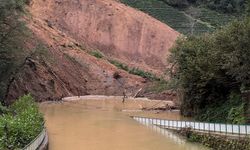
[168,17,250,123]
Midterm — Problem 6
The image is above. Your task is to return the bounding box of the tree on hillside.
[0,0,30,104]
[168,15,250,123]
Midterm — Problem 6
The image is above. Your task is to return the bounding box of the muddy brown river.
[40,99,207,150]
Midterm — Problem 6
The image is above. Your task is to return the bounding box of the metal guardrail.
[132,116,250,136]
[22,127,47,150]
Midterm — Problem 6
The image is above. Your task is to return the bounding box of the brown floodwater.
[39,100,207,150]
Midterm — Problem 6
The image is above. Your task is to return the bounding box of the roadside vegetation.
[0,94,44,149]
[168,5,250,123]
[178,128,250,150]
[0,0,31,102]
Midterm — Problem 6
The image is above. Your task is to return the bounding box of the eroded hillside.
[4,0,179,103]
[5,16,145,104]
[29,0,179,75]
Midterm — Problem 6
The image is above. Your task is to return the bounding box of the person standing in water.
[122,89,127,103]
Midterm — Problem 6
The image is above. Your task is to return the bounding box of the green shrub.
[227,103,246,124]
[129,68,160,81]
[179,130,250,150]
[0,94,44,149]
[108,59,129,71]
[0,103,9,115]
[10,94,36,114]
[90,50,104,59]
[108,59,160,81]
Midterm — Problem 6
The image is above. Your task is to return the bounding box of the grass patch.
[108,59,129,71]
[128,68,160,81]
[108,59,160,81]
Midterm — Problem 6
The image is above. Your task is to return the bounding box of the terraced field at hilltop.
[121,0,235,35]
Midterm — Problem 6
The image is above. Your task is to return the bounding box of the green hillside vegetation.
[163,0,246,14]
[108,59,160,81]
[121,0,212,35]
[0,0,30,103]
[0,0,48,104]
[168,15,250,123]
[184,7,236,28]
[89,50,104,59]
[0,94,44,149]
[120,0,241,35]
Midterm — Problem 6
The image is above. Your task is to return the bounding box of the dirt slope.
[5,17,144,104]
[5,0,179,103]
[29,0,179,75]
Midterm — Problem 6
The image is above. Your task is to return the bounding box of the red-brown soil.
[6,17,145,103]
[29,0,179,75]
[5,0,179,103]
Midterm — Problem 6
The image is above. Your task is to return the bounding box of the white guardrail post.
[131,116,250,136]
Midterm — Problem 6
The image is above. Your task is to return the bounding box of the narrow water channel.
[40,100,207,150]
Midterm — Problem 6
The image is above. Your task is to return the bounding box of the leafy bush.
[227,103,246,124]
[197,92,246,123]
[168,17,250,123]
[0,94,44,149]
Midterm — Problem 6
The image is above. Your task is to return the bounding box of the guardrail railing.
[132,116,250,136]
[22,127,47,150]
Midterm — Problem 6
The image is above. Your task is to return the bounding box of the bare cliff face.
[5,0,179,103]
[29,0,179,75]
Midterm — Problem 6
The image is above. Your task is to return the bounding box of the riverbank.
[63,95,176,109]
[60,95,184,120]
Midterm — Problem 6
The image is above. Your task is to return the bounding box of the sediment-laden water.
[40,100,207,150]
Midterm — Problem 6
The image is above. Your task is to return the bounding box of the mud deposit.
[40,100,207,150]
